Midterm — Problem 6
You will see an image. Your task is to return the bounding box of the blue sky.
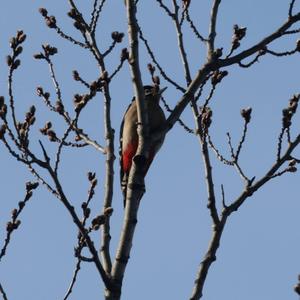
[0,1,300,300]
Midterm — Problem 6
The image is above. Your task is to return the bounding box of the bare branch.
[191,131,300,299]
[49,164,112,290]
[190,216,227,300]
[100,82,115,274]
[218,12,300,67]
[109,1,151,297]
[208,0,222,57]
[64,173,99,300]
[228,133,300,213]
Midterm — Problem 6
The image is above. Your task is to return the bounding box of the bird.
[120,85,167,207]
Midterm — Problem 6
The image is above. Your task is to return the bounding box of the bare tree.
[1,1,300,299]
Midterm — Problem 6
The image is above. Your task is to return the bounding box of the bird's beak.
[158,86,167,95]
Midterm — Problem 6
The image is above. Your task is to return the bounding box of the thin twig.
[195,75,211,102]
[277,127,285,161]
[226,132,250,183]
[54,121,75,174]
[179,6,185,27]
[1,136,29,164]
[55,26,87,48]
[289,0,297,17]
[266,48,298,57]
[8,65,19,140]
[172,0,192,85]
[64,176,98,299]
[63,259,81,300]
[73,72,90,89]
[0,282,8,300]
[27,164,58,197]
[138,26,185,92]
[155,0,174,18]
[161,96,195,134]
[47,57,62,102]
[0,184,37,262]
[185,9,207,42]
[0,116,19,148]
[109,59,126,81]
[269,168,292,179]
[39,58,106,153]
[90,0,100,27]
[284,28,300,34]
[221,184,227,208]
[287,127,292,143]
[90,0,107,34]
[102,40,117,58]
[235,120,248,160]
[207,134,233,165]
[238,52,262,68]
[202,84,216,109]
[54,139,88,148]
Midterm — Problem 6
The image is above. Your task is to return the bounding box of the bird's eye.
[144,88,151,95]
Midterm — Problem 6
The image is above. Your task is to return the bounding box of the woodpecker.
[120,85,167,207]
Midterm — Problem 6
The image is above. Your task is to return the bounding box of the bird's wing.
[119,97,135,199]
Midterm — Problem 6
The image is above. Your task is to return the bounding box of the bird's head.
[144,85,167,103]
